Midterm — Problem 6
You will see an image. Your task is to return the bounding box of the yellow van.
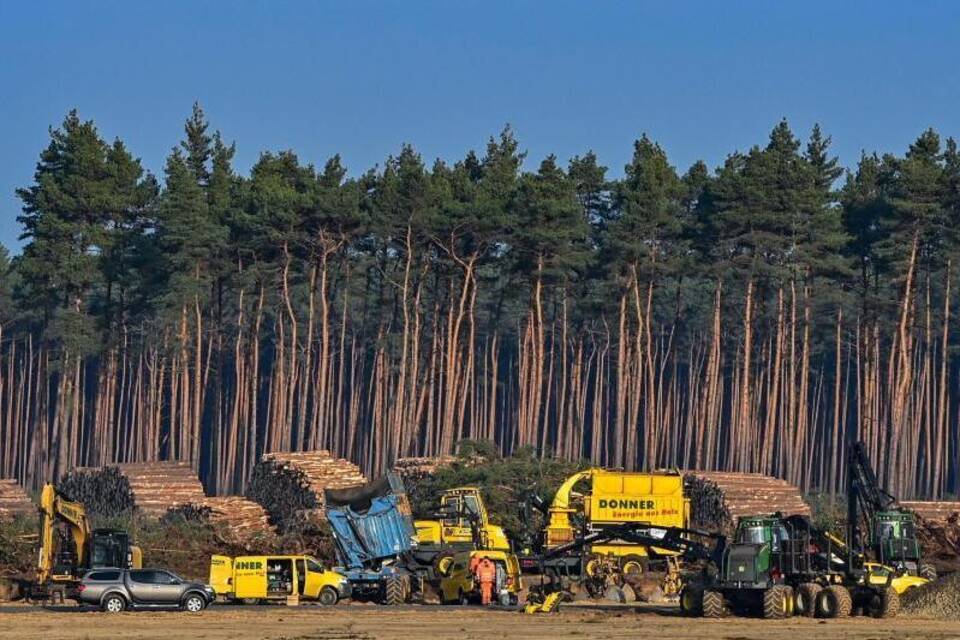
[209,555,350,605]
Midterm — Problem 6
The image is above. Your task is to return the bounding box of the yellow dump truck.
[209,555,350,605]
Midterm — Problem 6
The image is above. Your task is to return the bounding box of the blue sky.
[1,1,959,251]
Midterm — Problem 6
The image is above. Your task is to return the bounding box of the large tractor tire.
[762,585,791,619]
[868,586,900,619]
[794,583,821,617]
[919,563,938,581]
[383,575,408,605]
[816,585,852,618]
[679,586,703,617]
[701,590,728,618]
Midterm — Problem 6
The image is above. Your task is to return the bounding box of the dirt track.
[1,604,959,640]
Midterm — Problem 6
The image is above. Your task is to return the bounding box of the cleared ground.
[0,603,958,640]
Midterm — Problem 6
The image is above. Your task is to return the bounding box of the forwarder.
[681,512,922,619]
[847,441,937,580]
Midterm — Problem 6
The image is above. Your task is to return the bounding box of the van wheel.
[241,598,260,605]
[102,594,126,613]
[183,594,206,613]
[459,589,469,606]
[319,586,339,606]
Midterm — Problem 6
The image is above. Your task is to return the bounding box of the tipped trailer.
[324,473,431,604]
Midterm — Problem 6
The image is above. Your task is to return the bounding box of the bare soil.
[0,603,958,640]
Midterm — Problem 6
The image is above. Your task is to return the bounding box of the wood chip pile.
[247,450,366,533]
[0,479,34,521]
[685,471,811,532]
[116,462,206,517]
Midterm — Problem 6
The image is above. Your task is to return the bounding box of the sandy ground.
[1,603,959,640]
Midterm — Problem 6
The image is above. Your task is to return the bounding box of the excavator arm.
[37,483,91,584]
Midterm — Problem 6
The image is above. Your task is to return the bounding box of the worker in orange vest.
[477,556,496,605]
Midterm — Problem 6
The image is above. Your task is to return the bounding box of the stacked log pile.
[0,479,34,521]
[202,496,277,545]
[59,466,136,518]
[685,471,811,532]
[117,462,206,517]
[163,497,278,549]
[392,455,456,484]
[903,501,960,523]
[247,451,366,533]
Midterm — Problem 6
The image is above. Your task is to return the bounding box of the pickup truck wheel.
[102,594,126,613]
[183,594,206,613]
[319,586,338,606]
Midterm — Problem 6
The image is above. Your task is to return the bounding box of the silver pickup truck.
[78,568,215,612]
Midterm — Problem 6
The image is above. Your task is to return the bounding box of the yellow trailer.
[209,555,350,605]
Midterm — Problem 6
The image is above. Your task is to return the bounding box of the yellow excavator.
[33,484,142,601]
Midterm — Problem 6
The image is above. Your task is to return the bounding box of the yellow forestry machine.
[413,487,523,605]
[522,468,719,603]
[31,484,142,601]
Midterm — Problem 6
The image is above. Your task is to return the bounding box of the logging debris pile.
[902,501,960,568]
[0,479,33,521]
[685,471,811,532]
[247,451,366,533]
[59,466,136,518]
[901,571,960,619]
[117,462,207,517]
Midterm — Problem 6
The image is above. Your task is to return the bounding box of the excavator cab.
[89,529,138,570]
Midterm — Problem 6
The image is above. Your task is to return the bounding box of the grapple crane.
[845,441,935,580]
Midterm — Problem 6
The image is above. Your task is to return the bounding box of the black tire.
[919,563,938,581]
[318,585,339,606]
[816,585,852,618]
[701,590,727,618]
[795,583,821,618]
[458,589,469,606]
[383,575,406,605]
[241,598,260,605]
[183,593,206,613]
[101,593,126,613]
[867,586,899,619]
[762,585,789,619]
[679,586,703,617]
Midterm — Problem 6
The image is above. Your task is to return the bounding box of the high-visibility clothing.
[480,581,494,605]
[477,559,496,582]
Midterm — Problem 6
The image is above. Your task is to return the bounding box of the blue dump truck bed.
[324,473,419,602]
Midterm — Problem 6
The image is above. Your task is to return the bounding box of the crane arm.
[37,483,91,584]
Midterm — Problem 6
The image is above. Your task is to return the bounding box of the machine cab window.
[737,525,768,545]
[877,520,898,540]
